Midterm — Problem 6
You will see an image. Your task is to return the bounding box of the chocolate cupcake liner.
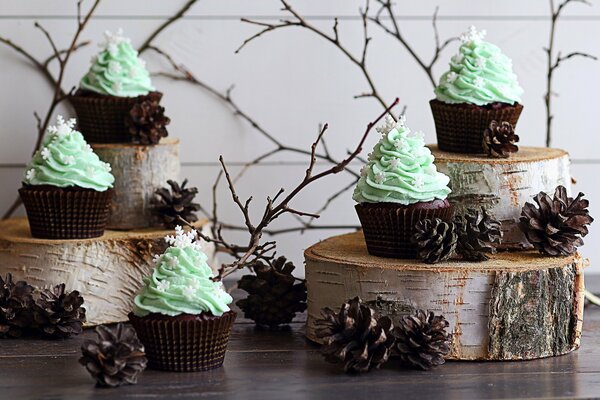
[430,99,523,154]
[355,202,455,259]
[129,311,236,372]
[70,91,162,143]
[19,186,113,239]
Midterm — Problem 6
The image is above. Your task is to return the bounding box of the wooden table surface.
[3,278,600,400]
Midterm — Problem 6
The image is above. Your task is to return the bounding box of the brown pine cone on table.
[392,309,452,371]
[80,323,147,388]
[155,179,201,229]
[126,92,170,145]
[237,257,307,329]
[412,218,458,264]
[482,120,519,158]
[0,274,35,338]
[454,208,503,261]
[315,297,395,373]
[33,283,86,339]
[520,185,593,256]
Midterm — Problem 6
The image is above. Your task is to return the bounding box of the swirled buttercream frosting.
[23,115,114,191]
[133,226,233,317]
[80,29,154,97]
[352,115,451,205]
[434,26,523,106]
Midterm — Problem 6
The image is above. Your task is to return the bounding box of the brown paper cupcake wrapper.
[355,202,455,259]
[129,311,236,372]
[430,99,523,154]
[19,186,113,239]
[70,91,162,143]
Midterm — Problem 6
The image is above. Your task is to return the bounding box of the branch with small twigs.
[179,98,399,280]
[0,0,100,219]
[138,0,198,54]
[544,0,597,147]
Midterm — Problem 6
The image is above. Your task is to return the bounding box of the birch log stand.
[305,232,585,361]
[430,146,571,250]
[0,217,215,326]
[92,138,180,230]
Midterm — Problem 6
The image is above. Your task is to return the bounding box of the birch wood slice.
[430,145,571,250]
[305,231,585,361]
[0,217,215,326]
[93,138,180,230]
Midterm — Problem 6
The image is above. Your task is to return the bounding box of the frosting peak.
[434,26,523,106]
[80,29,154,97]
[133,226,233,317]
[23,115,114,191]
[353,115,451,205]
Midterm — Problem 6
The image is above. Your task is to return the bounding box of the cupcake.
[353,115,454,258]
[431,26,524,153]
[19,116,115,239]
[129,226,236,372]
[70,29,169,144]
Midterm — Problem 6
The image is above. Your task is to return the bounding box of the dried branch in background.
[0,0,100,219]
[180,98,399,280]
[137,0,198,54]
[545,0,597,147]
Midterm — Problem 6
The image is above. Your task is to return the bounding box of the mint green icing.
[353,115,451,205]
[434,26,523,106]
[80,29,154,97]
[133,227,232,317]
[23,116,114,191]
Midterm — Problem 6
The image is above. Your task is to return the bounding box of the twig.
[138,0,198,54]
[545,0,596,147]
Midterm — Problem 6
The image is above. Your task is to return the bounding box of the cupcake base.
[355,199,454,259]
[129,311,236,372]
[19,185,112,239]
[430,99,523,154]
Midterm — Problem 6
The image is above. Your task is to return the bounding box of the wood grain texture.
[304,231,584,360]
[92,138,180,230]
[0,217,215,326]
[430,146,571,250]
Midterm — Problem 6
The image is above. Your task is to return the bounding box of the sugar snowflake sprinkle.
[473,77,485,88]
[156,280,170,292]
[413,175,425,189]
[446,71,458,84]
[182,285,196,300]
[108,60,122,74]
[376,114,396,135]
[40,147,51,161]
[390,158,400,169]
[25,169,36,182]
[164,226,202,251]
[460,26,486,43]
[374,172,385,184]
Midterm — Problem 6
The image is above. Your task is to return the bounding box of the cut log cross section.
[305,231,584,361]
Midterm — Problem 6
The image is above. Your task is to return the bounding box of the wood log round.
[430,145,571,250]
[0,217,216,326]
[93,138,180,230]
[305,231,585,361]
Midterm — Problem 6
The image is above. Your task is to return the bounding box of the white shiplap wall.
[1,0,599,275]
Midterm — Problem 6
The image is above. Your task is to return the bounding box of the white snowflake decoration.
[473,77,485,88]
[167,256,179,269]
[374,172,385,184]
[360,165,369,177]
[103,162,112,172]
[108,60,123,74]
[411,131,425,141]
[128,67,139,78]
[25,169,36,182]
[475,58,485,68]
[413,175,425,189]
[152,254,161,264]
[390,158,400,169]
[189,277,201,289]
[393,138,408,151]
[164,226,203,251]
[376,114,396,135]
[460,26,486,43]
[101,28,129,56]
[446,71,458,84]
[63,155,75,165]
[452,53,464,64]
[156,280,170,292]
[367,152,376,161]
[182,285,196,300]
[112,81,123,94]
[40,147,51,161]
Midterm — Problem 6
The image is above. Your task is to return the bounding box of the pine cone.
[520,185,593,256]
[0,274,34,338]
[454,208,503,261]
[80,323,147,387]
[412,218,458,264]
[33,283,86,339]
[315,297,395,373]
[237,257,307,328]
[482,120,519,158]
[392,309,451,370]
[155,179,201,229]
[126,92,170,145]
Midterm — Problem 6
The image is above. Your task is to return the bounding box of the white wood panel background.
[0,0,598,275]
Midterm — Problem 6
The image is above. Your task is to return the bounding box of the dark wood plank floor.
[3,278,600,399]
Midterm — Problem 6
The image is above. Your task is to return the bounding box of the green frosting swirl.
[353,115,451,205]
[80,29,154,97]
[23,116,114,191]
[434,26,523,106]
[133,227,232,317]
